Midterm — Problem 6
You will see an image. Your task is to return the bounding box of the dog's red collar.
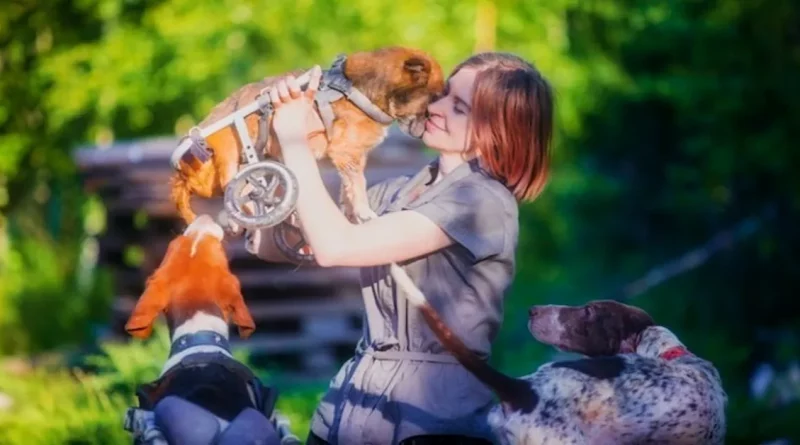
[659,346,691,360]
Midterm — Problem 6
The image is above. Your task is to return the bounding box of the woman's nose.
[427,96,445,115]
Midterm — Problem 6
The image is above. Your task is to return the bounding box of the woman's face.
[422,68,477,155]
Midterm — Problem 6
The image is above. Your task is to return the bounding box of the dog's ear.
[583,301,655,356]
[222,273,255,339]
[404,57,431,84]
[125,239,184,339]
[125,277,168,339]
[617,304,656,353]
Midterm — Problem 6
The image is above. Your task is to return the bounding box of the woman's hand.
[266,65,323,149]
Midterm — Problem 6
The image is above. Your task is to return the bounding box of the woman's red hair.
[454,53,554,202]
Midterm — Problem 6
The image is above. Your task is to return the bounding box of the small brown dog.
[170,46,444,225]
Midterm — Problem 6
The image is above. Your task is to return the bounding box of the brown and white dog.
[124,215,267,423]
[415,300,727,444]
[170,46,444,224]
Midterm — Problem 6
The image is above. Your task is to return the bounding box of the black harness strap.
[252,94,274,162]
[168,330,231,357]
[185,127,212,163]
[135,352,279,422]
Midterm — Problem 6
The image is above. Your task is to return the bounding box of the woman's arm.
[280,141,454,267]
[262,69,456,268]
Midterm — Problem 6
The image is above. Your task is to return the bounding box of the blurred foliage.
[1,0,799,443]
[0,365,132,444]
[0,324,318,444]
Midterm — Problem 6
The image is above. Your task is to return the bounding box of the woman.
[250,52,553,445]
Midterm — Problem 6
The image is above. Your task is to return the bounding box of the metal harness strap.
[184,127,212,164]
[314,54,394,141]
[188,53,395,167]
[255,54,396,158]
[251,93,274,163]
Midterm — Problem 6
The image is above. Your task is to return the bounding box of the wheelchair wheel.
[223,161,298,230]
[273,219,316,265]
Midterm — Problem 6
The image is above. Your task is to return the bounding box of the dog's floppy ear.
[221,273,255,339]
[125,237,184,339]
[404,57,431,84]
[125,277,169,339]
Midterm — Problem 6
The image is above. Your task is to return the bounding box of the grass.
[0,324,325,445]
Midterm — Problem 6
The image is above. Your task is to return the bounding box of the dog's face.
[528,300,655,357]
[344,46,444,138]
[124,215,256,340]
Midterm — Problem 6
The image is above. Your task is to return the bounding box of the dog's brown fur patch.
[171,46,444,224]
[124,228,255,340]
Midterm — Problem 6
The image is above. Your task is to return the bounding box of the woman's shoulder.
[456,171,519,217]
[367,175,412,208]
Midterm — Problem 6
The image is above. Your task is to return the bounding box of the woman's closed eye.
[451,94,471,115]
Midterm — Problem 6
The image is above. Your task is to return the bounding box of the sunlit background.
[1,0,799,444]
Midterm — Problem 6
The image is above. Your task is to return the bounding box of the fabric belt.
[359,348,460,364]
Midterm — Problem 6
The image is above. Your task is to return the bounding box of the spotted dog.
[417,300,727,444]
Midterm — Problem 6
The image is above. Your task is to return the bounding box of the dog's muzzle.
[398,115,427,139]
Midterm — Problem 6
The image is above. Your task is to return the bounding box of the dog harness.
[168,330,231,357]
[177,54,394,168]
[124,331,283,444]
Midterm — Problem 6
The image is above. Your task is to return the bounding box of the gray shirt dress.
[309,158,519,445]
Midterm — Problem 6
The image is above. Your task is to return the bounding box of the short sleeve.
[367,176,409,215]
[410,183,508,261]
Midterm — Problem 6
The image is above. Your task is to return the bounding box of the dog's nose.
[529,307,541,317]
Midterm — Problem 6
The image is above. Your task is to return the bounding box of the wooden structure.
[73,128,431,380]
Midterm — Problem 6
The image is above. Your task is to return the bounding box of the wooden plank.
[98,236,265,265]
[89,165,422,214]
[74,136,185,169]
[105,198,221,218]
[231,330,362,354]
[234,267,361,289]
[113,295,364,320]
[74,129,428,170]
[108,263,360,292]
[250,298,363,319]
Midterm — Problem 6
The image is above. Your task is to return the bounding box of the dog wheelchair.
[170,56,369,264]
[170,76,313,263]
